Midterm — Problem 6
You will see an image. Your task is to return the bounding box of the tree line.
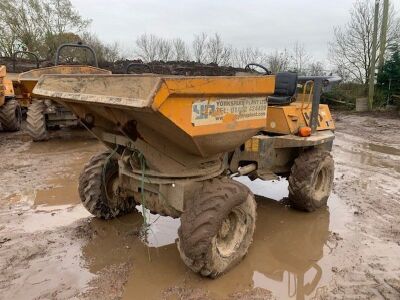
[0,0,326,75]
[134,33,327,75]
[0,0,399,84]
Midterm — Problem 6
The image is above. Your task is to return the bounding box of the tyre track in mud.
[323,112,400,299]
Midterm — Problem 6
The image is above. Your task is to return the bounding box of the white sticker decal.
[191,97,267,126]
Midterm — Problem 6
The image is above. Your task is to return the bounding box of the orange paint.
[156,76,276,137]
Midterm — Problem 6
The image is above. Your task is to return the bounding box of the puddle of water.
[10,137,103,209]
[235,176,289,200]
[4,136,352,300]
[7,240,94,300]
[355,150,400,173]
[335,134,400,173]
[11,205,91,233]
[138,208,180,247]
[76,179,351,300]
[2,162,90,233]
[34,180,80,206]
[362,142,400,157]
[26,134,100,155]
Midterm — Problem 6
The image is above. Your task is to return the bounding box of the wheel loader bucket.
[33,74,275,156]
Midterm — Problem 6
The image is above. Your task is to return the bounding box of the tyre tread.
[78,151,136,219]
[288,148,334,212]
[178,177,255,277]
[26,100,48,141]
[0,99,21,131]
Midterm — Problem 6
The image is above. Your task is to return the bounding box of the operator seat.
[268,72,298,106]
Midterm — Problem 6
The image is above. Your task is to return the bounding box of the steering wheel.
[245,63,271,75]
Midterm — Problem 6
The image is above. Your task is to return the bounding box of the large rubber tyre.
[288,148,334,212]
[78,151,136,219]
[178,178,256,278]
[0,99,22,131]
[26,100,48,141]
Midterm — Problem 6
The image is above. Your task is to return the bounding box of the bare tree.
[104,41,122,63]
[266,49,291,73]
[329,0,400,85]
[172,38,190,61]
[157,38,173,61]
[232,47,267,68]
[309,61,326,76]
[135,34,159,62]
[205,33,232,66]
[82,32,121,63]
[292,41,311,74]
[333,63,352,82]
[192,32,208,63]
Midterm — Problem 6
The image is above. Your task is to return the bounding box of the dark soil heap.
[0,57,249,76]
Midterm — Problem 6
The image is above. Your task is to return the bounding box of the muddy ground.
[0,112,399,300]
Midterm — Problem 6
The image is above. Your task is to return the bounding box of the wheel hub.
[216,209,247,257]
[219,217,231,239]
[105,171,121,207]
[313,167,329,202]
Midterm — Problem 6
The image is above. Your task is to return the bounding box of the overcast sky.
[70,0,400,65]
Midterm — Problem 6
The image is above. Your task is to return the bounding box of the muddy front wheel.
[0,99,22,131]
[26,100,48,141]
[78,151,136,219]
[178,178,256,278]
[288,148,334,212]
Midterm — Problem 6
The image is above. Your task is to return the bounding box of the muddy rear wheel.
[0,99,22,131]
[178,178,256,278]
[79,150,136,219]
[26,100,48,141]
[288,148,334,212]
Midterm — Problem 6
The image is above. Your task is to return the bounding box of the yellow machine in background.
[0,65,21,131]
[20,64,110,141]
[8,44,110,141]
[0,65,7,106]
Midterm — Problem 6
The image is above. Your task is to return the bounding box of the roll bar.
[298,75,342,87]
[55,42,98,67]
[297,76,342,133]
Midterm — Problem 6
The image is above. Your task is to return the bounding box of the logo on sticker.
[192,97,267,126]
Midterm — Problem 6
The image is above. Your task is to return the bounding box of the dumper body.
[33,72,337,278]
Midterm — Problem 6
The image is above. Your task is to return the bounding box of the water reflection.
[362,142,400,156]
[80,190,333,299]
[335,132,400,173]
[250,197,329,300]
